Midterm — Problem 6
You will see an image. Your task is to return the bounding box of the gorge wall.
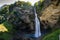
[0,0,60,40]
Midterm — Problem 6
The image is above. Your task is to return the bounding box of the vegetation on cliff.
[0,0,60,40]
[0,21,13,40]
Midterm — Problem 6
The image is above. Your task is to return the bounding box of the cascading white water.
[34,8,41,38]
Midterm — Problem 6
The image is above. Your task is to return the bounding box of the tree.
[34,0,44,14]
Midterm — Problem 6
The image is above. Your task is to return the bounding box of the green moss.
[42,29,60,40]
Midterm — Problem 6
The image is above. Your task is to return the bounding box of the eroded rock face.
[40,2,60,29]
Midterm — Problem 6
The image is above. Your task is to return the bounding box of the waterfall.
[34,8,41,38]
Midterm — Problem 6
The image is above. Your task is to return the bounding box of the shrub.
[0,21,14,40]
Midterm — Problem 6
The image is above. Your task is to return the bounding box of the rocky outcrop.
[40,0,60,30]
[7,5,35,34]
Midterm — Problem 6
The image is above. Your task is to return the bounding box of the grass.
[42,29,60,40]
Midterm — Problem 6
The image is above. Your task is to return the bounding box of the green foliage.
[3,21,14,32]
[40,0,44,3]
[0,32,12,40]
[15,1,31,6]
[9,1,32,12]
[0,1,32,24]
[0,5,9,23]
[34,1,44,13]
[0,15,5,24]
[0,5,9,14]
[42,29,60,40]
[0,0,60,40]
[0,21,14,40]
